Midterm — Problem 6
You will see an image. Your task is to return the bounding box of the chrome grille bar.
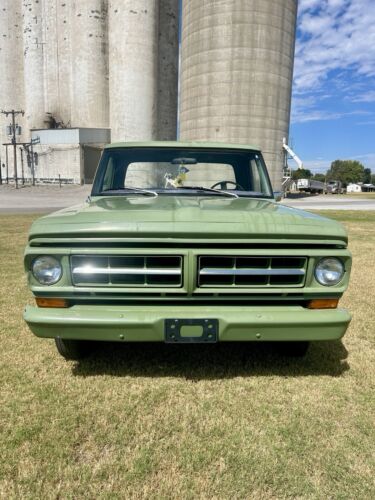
[200,268,305,276]
[198,256,307,287]
[73,267,181,275]
[71,255,183,287]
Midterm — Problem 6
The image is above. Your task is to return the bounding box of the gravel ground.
[282,194,375,211]
[0,184,91,213]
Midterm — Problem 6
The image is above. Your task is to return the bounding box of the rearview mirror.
[273,191,283,202]
[171,157,197,165]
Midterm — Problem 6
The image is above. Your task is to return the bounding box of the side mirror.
[273,191,283,202]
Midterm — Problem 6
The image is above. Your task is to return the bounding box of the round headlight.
[315,258,344,286]
[32,256,62,285]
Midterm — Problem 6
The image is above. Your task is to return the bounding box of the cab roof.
[104,140,261,152]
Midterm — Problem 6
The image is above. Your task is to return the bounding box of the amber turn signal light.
[35,297,69,308]
[307,298,339,309]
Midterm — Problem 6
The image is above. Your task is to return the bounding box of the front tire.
[54,337,91,360]
[278,341,310,357]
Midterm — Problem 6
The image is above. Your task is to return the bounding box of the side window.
[102,157,114,191]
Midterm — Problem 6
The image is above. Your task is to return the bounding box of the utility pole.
[1,109,24,188]
[20,147,25,185]
[5,145,9,184]
[30,139,35,186]
[30,136,39,186]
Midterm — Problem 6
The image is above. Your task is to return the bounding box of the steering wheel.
[210,180,244,191]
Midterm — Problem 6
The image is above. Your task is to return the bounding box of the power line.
[1,109,25,188]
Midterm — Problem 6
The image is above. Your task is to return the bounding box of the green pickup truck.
[24,142,352,360]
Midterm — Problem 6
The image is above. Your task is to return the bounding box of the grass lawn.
[1,212,374,498]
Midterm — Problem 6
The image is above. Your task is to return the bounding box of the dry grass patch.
[334,193,375,199]
[0,212,374,499]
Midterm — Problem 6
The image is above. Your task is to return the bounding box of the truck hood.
[28,195,348,244]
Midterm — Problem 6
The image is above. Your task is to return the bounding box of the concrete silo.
[42,0,73,125]
[157,0,179,140]
[0,0,25,114]
[22,0,45,132]
[179,0,298,190]
[109,0,159,142]
[108,0,179,142]
[0,0,25,180]
[71,0,110,128]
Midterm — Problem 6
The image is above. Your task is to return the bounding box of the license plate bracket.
[165,318,218,343]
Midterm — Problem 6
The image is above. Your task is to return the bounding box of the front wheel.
[54,337,92,360]
[277,341,310,357]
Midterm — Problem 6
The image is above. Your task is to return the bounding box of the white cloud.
[292,93,370,123]
[357,120,375,125]
[292,0,375,123]
[299,14,332,35]
[351,90,375,103]
[298,0,323,13]
[294,0,375,94]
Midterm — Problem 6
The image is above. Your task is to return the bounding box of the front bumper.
[24,305,352,342]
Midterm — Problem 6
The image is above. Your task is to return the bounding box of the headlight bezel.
[314,257,345,287]
[31,255,63,286]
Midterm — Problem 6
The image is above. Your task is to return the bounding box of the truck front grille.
[71,255,183,287]
[198,256,307,287]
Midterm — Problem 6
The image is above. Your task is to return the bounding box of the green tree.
[291,168,312,180]
[371,173,375,185]
[363,168,372,184]
[312,173,326,182]
[326,160,365,185]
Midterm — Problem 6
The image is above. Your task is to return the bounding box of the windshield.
[92,147,273,198]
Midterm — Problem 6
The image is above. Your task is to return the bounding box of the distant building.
[347,183,362,193]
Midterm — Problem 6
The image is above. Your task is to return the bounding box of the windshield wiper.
[176,186,238,198]
[100,187,158,198]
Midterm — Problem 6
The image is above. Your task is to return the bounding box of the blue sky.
[291,0,375,173]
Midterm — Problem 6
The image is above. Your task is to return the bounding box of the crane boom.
[282,138,303,170]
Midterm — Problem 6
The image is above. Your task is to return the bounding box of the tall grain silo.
[157,0,179,140]
[22,0,45,132]
[21,0,110,130]
[42,0,73,125]
[179,0,298,190]
[71,0,110,128]
[0,0,25,179]
[0,0,24,114]
[108,0,159,142]
[108,0,179,142]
